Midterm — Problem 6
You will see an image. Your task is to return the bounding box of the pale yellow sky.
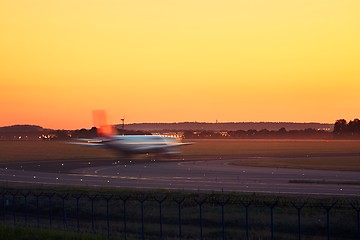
[1,0,359,129]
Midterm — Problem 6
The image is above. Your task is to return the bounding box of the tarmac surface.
[0,156,359,197]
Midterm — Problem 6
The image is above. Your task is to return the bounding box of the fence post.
[154,195,167,240]
[136,194,148,240]
[351,202,360,240]
[264,200,278,240]
[173,196,185,240]
[73,193,83,233]
[45,192,55,228]
[215,195,230,240]
[194,196,207,240]
[321,201,337,240]
[291,201,306,240]
[87,194,98,234]
[240,199,253,240]
[21,191,30,227]
[1,190,7,223]
[58,193,69,231]
[1,190,8,222]
[33,192,43,228]
[119,195,130,240]
[103,194,114,239]
[11,190,19,226]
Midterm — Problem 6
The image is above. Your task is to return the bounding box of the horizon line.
[1,121,334,130]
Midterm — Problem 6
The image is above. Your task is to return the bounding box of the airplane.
[71,111,191,157]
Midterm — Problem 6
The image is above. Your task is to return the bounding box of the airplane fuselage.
[101,135,185,155]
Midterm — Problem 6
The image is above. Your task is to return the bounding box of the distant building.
[152,132,184,139]
[219,131,230,137]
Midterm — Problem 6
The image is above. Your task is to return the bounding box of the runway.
[0,158,359,197]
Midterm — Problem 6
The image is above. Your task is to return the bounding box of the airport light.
[121,117,125,135]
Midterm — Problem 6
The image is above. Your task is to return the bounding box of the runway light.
[107,180,110,183]
[56,177,59,180]
[33,176,36,179]
[61,163,64,166]
[80,179,83,182]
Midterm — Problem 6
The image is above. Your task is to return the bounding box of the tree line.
[49,127,151,140]
[182,128,331,139]
[47,118,360,140]
[3,119,359,140]
[333,118,360,137]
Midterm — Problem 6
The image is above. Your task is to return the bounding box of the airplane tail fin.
[92,110,117,137]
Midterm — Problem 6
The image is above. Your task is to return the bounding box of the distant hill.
[0,125,44,133]
[119,122,333,132]
[0,125,47,140]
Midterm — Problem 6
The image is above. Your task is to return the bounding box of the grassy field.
[0,140,117,162]
[0,139,360,171]
[186,139,360,156]
[230,156,360,171]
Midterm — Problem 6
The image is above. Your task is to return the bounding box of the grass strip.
[289,179,360,185]
[230,156,360,171]
[0,226,107,240]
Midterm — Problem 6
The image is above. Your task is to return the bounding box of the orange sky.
[1,0,359,129]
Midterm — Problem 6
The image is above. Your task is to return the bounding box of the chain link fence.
[1,189,359,239]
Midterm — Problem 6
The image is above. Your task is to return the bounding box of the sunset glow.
[1,1,359,129]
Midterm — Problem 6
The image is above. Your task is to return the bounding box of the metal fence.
[1,189,359,240]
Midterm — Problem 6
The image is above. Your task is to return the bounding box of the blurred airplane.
[71,110,191,157]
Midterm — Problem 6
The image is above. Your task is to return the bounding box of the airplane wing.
[67,138,112,147]
[132,142,192,152]
[68,141,105,147]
